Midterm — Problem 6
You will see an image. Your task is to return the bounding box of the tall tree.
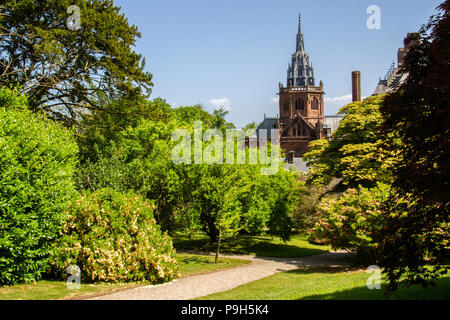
[379,0,450,291]
[304,95,398,190]
[0,0,152,125]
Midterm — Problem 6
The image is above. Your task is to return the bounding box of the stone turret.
[287,14,315,87]
[278,14,324,158]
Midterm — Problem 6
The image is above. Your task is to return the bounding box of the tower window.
[295,99,305,110]
[311,97,319,110]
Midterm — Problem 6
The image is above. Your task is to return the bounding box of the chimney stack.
[352,71,361,102]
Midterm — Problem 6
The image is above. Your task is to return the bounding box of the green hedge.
[51,188,179,283]
[0,87,79,285]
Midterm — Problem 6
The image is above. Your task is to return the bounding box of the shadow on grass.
[173,235,328,258]
[281,268,450,300]
[178,255,214,264]
[284,267,361,275]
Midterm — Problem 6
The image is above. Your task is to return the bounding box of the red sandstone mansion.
[276,14,329,160]
[255,15,419,163]
[255,15,337,162]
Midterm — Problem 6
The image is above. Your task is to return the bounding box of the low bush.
[0,87,79,285]
[51,188,179,283]
[310,183,390,264]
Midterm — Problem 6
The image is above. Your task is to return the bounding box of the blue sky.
[114,0,443,128]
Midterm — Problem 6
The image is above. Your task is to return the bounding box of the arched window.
[311,97,319,110]
[300,99,304,110]
[297,124,301,136]
[295,100,299,110]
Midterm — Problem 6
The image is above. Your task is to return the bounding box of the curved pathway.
[88,251,353,300]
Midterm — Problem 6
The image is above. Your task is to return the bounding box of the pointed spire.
[298,13,302,35]
[288,14,315,87]
[296,13,304,52]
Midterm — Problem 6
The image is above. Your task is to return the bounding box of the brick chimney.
[352,71,361,102]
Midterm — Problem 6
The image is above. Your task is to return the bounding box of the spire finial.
[298,13,302,34]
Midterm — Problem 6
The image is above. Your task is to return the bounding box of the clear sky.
[113,0,443,128]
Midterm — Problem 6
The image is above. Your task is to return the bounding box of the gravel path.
[88,251,353,300]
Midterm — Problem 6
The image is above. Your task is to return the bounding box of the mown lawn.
[198,267,450,300]
[0,253,250,300]
[173,232,331,258]
[177,253,250,277]
[0,281,138,300]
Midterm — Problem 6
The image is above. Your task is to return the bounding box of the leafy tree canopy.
[304,95,399,190]
[379,0,450,291]
[0,0,152,125]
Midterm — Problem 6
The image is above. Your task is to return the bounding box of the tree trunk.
[200,211,218,243]
[209,224,218,243]
[215,230,221,264]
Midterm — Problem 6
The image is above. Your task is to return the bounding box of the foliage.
[266,169,296,242]
[0,86,28,109]
[181,164,248,262]
[77,97,173,163]
[51,188,179,283]
[0,0,153,125]
[77,102,295,246]
[310,183,391,264]
[76,118,182,232]
[77,104,236,234]
[174,207,203,240]
[378,0,450,291]
[301,95,400,265]
[242,122,260,132]
[304,95,399,190]
[181,152,295,240]
[175,138,295,262]
[0,88,78,285]
[74,90,296,265]
[290,181,328,234]
[212,107,236,129]
[173,105,215,127]
[172,233,329,258]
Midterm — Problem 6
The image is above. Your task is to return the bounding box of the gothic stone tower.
[278,14,325,160]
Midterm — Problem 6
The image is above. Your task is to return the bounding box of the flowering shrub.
[51,188,179,283]
[310,183,390,264]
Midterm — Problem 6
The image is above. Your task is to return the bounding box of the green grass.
[198,267,450,300]
[177,253,250,277]
[0,281,139,300]
[173,233,331,258]
[0,253,249,300]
